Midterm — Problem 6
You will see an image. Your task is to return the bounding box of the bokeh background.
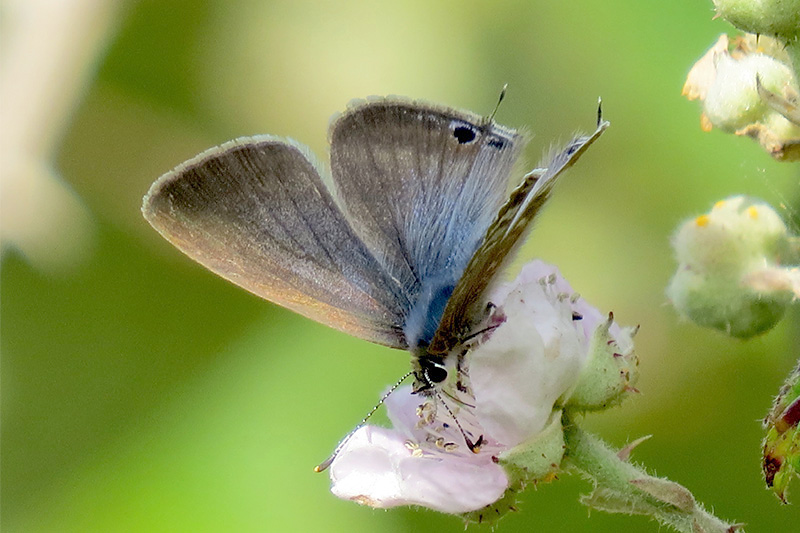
[2,0,799,531]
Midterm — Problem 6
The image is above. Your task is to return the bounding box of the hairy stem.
[562,418,740,533]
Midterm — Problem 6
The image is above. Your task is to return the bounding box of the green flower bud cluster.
[684,34,800,160]
[667,196,796,338]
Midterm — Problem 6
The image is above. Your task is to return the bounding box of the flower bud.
[683,34,800,160]
[703,52,795,132]
[667,196,793,338]
[712,0,800,41]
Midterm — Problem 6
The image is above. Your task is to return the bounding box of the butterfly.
[143,96,608,406]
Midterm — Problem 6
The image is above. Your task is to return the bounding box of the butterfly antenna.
[597,97,603,127]
[314,370,414,472]
[432,388,484,454]
[488,83,508,122]
[502,101,610,239]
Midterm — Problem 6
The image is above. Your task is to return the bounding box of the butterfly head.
[413,353,450,393]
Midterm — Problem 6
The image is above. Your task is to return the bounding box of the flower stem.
[561,419,741,533]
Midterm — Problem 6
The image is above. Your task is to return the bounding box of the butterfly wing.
[429,117,611,354]
[328,99,526,349]
[143,136,410,348]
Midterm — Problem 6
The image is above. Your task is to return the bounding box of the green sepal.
[564,314,639,411]
[498,410,566,485]
[461,411,565,526]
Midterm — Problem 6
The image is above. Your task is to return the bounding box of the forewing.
[143,136,409,348]
[429,118,611,354]
[329,99,525,347]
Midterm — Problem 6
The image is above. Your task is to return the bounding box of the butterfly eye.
[420,357,449,384]
[451,122,477,144]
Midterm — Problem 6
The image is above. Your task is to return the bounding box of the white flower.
[469,261,587,448]
[328,260,625,514]
[329,389,509,513]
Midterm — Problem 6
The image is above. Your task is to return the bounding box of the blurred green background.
[2,0,799,531]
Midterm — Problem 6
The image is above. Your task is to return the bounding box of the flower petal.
[471,263,586,447]
[329,423,508,513]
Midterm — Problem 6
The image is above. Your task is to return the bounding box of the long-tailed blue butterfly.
[142,96,608,464]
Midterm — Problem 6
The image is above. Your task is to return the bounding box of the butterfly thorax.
[403,271,464,393]
[403,278,456,348]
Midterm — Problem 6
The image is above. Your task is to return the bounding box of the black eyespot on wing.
[453,124,477,144]
[487,137,506,149]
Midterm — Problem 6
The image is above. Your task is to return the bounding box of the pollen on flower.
[714,200,726,210]
[695,214,710,227]
[427,435,460,452]
[416,401,436,426]
[404,440,424,458]
[747,205,759,219]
